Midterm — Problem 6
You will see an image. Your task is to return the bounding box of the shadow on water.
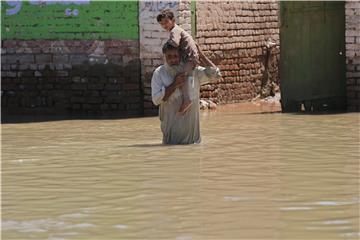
[121,143,203,148]
[123,143,165,148]
[245,110,352,116]
[2,100,355,124]
[4,111,353,124]
[289,110,351,116]
[1,114,157,124]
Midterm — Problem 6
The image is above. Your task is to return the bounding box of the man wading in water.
[151,42,221,144]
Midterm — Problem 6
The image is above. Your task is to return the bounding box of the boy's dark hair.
[162,41,179,54]
[156,9,175,22]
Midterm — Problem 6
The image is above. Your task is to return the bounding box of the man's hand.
[163,72,186,102]
[174,72,186,88]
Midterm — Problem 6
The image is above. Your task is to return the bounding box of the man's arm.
[152,71,186,105]
[163,73,186,101]
[196,44,222,85]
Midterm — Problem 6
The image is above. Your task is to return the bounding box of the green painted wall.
[1,1,139,40]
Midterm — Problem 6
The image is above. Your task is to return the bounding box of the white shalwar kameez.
[151,65,221,144]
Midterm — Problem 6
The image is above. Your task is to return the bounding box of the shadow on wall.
[1,111,149,124]
[1,62,143,121]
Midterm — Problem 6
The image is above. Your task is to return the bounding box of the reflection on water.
[2,104,359,240]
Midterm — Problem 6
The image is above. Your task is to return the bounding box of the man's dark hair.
[156,9,175,22]
[162,41,179,54]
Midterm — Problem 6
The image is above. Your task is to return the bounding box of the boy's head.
[157,9,176,32]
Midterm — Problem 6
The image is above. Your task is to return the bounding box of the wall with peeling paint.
[1,1,141,117]
[1,1,139,39]
[1,0,284,117]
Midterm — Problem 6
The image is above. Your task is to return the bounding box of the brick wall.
[178,0,192,33]
[1,40,141,116]
[4,2,358,116]
[196,1,280,104]
[2,1,281,117]
[1,1,142,117]
[139,0,280,110]
[345,1,360,111]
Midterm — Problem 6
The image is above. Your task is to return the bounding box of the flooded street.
[2,104,359,240]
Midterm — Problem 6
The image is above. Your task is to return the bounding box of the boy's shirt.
[168,24,199,62]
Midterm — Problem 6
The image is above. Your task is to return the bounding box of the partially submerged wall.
[4,1,358,116]
[1,1,142,116]
[2,1,285,116]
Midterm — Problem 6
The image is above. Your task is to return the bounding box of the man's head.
[157,9,176,32]
[162,42,180,66]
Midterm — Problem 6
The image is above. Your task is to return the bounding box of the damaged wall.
[196,1,280,104]
[1,0,282,116]
[1,1,141,116]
